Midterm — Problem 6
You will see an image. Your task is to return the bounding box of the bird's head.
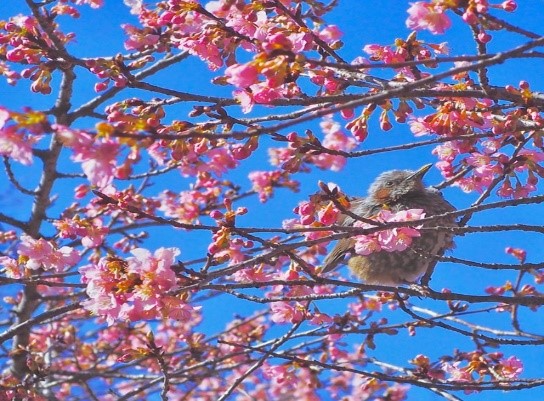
[367,164,432,203]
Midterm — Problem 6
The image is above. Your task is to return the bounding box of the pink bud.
[380,118,392,131]
[236,207,248,215]
[4,22,17,32]
[94,81,109,92]
[113,76,128,87]
[505,246,526,264]
[74,184,89,199]
[21,68,35,79]
[477,31,492,44]
[299,202,314,215]
[6,49,24,62]
[300,214,315,225]
[146,117,160,127]
[462,10,478,25]
[505,85,518,94]
[210,210,223,219]
[340,108,354,119]
[501,0,517,12]
[286,132,298,142]
[231,145,251,160]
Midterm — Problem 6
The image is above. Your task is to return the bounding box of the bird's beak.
[407,163,433,180]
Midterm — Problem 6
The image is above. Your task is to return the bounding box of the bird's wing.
[426,187,456,214]
[321,238,353,273]
[336,196,366,225]
[321,196,365,273]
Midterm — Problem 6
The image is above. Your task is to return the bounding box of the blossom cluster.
[248,170,300,203]
[268,118,356,182]
[0,107,45,165]
[115,0,345,113]
[290,182,347,245]
[208,198,253,258]
[55,124,121,188]
[406,1,517,39]
[442,351,523,386]
[53,216,108,248]
[0,13,76,93]
[411,351,523,388]
[79,247,200,325]
[410,95,544,198]
[0,235,80,278]
[353,209,426,256]
[157,188,215,224]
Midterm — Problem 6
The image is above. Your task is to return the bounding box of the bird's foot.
[406,283,431,297]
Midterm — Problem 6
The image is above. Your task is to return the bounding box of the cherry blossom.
[80,247,200,325]
[353,209,425,256]
[499,356,523,379]
[18,235,80,273]
[270,301,306,324]
[406,2,452,34]
[54,217,108,248]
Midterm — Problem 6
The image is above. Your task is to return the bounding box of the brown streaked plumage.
[321,164,456,285]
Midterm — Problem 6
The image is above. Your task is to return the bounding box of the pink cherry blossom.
[233,89,255,113]
[310,118,356,171]
[0,124,35,165]
[122,24,160,50]
[353,209,425,256]
[316,202,340,226]
[354,234,382,256]
[250,82,283,105]
[80,247,201,325]
[0,256,23,279]
[443,361,473,382]
[249,170,298,202]
[262,363,297,386]
[123,0,143,15]
[294,200,316,225]
[126,247,178,290]
[501,0,517,12]
[54,217,108,248]
[0,107,9,126]
[317,25,343,44]
[499,356,523,379]
[378,225,422,252]
[363,44,406,64]
[17,235,80,272]
[505,246,526,264]
[158,189,210,224]
[225,63,259,88]
[56,125,120,187]
[270,301,306,324]
[249,170,278,202]
[406,2,451,35]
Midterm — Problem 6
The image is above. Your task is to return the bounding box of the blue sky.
[2,1,544,400]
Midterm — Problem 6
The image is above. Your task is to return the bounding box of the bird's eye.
[385,181,394,187]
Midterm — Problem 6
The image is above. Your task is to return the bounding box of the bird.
[321,163,456,286]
